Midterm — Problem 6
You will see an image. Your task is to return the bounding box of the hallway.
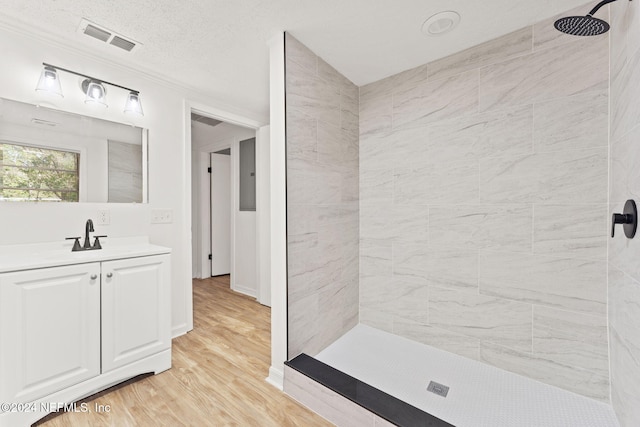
[38,276,329,426]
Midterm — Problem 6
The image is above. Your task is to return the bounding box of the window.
[0,142,79,202]
[239,137,256,211]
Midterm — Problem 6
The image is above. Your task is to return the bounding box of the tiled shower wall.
[609,1,640,425]
[359,6,611,401]
[285,34,360,358]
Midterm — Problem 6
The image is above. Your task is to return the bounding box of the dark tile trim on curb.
[285,354,455,427]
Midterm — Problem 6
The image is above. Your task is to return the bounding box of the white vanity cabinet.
[101,255,171,372]
[0,240,171,427]
[0,263,101,404]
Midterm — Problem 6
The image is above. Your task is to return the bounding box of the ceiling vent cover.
[77,19,141,53]
[110,36,136,52]
[84,24,111,42]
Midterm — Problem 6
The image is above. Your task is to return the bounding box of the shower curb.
[285,353,454,427]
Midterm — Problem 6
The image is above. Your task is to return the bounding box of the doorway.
[189,108,268,304]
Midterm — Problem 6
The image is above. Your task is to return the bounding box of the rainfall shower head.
[554,15,609,36]
[554,0,629,36]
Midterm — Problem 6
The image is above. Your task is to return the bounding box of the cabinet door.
[0,263,101,403]
[101,255,171,373]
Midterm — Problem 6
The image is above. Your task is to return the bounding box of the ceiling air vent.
[110,36,136,52]
[77,19,141,53]
[84,24,111,42]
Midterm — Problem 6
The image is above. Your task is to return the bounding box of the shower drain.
[427,381,450,397]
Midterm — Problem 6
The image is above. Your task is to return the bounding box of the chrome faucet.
[83,219,94,249]
[65,219,107,252]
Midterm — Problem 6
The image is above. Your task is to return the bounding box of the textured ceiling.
[0,0,593,120]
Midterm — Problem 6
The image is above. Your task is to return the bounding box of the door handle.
[106,272,113,278]
[90,274,97,280]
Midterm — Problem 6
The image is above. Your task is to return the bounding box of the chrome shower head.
[554,0,628,36]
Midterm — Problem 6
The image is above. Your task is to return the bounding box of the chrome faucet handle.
[65,237,82,252]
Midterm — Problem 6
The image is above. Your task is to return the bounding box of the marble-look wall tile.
[479,36,608,112]
[360,95,392,137]
[533,306,609,378]
[534,90,609,153]
[394,159,478,205]
[286,109,317,161]
[286,34,359,357]
[480,342,610,402]
[393,277,429,324]
[359,132,395,171]
[426,249,478,292]
[360,307,394,333]
[533,204,607,260]
[533,4,608,51]
[341,85,359,138]
[318,57,352,91]
[479,251,607,315]
[392,317,480,360]
[609,2,640,423]
[360,204,393,243]
[360,240,392,279]
[479,148,608,204]
[355,6,610,401]
[609,268,640,426]
[360,169,394,205]
[426,104,533,163]
[317,120,345,165]
[429,205,532,251]
[392,241,429,280]
[393,70,479,130]
[429,286,532,352]
[288,294,319,358]
[286,58,341,127]
[359,63,429,105]
[428,27,532,81]
[610,110,640,205]
[287,158,342,205]
[391,205,429,243]
[285,34,317,73]
[611,26,640,143]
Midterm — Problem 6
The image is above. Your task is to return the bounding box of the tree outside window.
[0,142,79,202]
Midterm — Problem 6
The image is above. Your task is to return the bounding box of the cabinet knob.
[90,274,97,280]
[106,273,113,278]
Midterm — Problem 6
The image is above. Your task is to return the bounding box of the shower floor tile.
[315,324,619,427]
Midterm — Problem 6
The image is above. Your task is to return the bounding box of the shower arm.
[587,0,626,17]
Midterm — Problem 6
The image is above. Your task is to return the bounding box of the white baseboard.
[266,366,284,390]
[232,283,257,299]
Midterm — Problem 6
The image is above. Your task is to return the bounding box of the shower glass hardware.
[611,199,637,238]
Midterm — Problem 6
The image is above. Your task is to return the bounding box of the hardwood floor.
[37,276,331,427]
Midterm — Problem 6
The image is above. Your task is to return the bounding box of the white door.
[210,152,231,276]
[0,263,101,403]
[101,255,171,373]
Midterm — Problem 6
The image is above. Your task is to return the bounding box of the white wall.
[267,32,287,390]
[0,23,266,337]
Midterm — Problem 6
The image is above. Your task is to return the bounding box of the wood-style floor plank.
[36,276,331,427]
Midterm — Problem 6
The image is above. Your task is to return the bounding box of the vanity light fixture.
[35,66,63,97]
[35,63,144,116]
[82,79,107,107]
[124,91,144,115]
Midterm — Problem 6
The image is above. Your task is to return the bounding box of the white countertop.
[0,236,171,273]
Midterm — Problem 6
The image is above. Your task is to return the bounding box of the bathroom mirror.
[0,97,147,203]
